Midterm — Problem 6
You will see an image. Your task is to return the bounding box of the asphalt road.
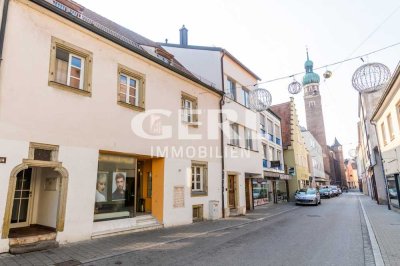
[85,193,371,266]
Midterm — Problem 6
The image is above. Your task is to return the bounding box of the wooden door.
[228,175,236,209]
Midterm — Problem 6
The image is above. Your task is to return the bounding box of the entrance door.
[228,175,236,209]
[10,168,33,228]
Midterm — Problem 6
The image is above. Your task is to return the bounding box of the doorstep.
[92,215,163,239]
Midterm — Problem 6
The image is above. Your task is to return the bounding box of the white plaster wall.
[0,0,223,246]
[56,146,99,244]
[35,168,59,228]
[162,158,222,227]
[161,47,223,90]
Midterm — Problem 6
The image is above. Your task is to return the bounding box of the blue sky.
[78,0,400,157]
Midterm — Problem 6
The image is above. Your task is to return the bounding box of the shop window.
[387,176,399,207]
[49,37,92,96]
[118,65,145,111]
[94,153,137,221]
[191,162,208,196]
[252,180,268,207]
[192,204,203,222]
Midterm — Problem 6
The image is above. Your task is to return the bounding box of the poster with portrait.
[112,172,127,201]
[95,172,108,202]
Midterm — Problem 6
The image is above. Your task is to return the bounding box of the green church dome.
[302,51,320,86]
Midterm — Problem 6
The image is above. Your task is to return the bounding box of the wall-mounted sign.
[0,157,6,163]
[270,161,281,168]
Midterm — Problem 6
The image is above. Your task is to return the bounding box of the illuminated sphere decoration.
[288,80,302,94]
[323,70,332,79]
[352,63,391,93]
[249,88,272,112]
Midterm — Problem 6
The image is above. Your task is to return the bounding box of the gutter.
[220,51,226,218]
[29,0,223,97]
[0,0,10,67]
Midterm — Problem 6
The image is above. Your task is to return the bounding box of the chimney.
[179,25,188,47]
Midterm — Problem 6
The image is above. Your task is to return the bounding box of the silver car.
[295,188,321,206]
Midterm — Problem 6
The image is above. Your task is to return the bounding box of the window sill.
[48,81,91,97]
[227,143,241,148]
[181,121,199,128]
[245,147,259,153]
[191,191,208,197]
[118,101,145,112]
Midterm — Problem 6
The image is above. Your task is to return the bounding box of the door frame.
[2,160,69,239]
[228,175,237,209]
[9,168,37,229]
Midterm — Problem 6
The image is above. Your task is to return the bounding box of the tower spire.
[306,46,309,61]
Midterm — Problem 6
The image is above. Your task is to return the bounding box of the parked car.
[295,188,321,206]
[319,187,332,198]
[329,186,339,196]
[388,188,398,199]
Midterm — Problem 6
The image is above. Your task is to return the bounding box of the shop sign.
[270,161,281,168]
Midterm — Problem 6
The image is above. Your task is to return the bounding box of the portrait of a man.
[112,172,126,201]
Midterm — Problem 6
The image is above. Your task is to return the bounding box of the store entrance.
[136,160,152,214]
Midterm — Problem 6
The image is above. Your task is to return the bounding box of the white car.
[295,188,321,206]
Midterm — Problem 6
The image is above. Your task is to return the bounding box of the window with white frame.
[181,93,198,124]
[230,123,240,146]
[118,65,145,110]
[387,113,395,140]
[119,73,139,106]
[242,88,250,108]
[245,128,253,150]
[226,78,237,100]
[268,146,275,161]
[55,48,84,89]
[267,119,274,141]
[260,113,266,136]
[381,122,387,145]
[396,101,400,131]
[277,150,282,162]
[263,143,268,159]
[49,37,92,94]
[191,163,207,193]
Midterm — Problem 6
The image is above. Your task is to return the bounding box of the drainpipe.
[220,50,226,218]
[0,0,10,68]
[370,121,391,210]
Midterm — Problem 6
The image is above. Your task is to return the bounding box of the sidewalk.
[359,194,400,266]
[0,203,296,266]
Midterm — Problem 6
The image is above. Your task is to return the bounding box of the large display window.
[94,154,137,221]
[387,175,399,208]
[252,180,268,207]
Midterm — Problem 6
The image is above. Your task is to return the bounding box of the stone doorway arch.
[1,159,69,239]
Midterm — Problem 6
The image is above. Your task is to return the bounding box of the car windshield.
[297,189,315,195]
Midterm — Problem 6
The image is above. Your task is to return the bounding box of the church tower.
[303,50,331,181]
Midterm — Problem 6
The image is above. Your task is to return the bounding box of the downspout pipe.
[0,0,10,68]
[220,50,226,218]
[370,120,391,210]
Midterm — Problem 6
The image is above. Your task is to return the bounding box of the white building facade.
[0,0,224,253]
